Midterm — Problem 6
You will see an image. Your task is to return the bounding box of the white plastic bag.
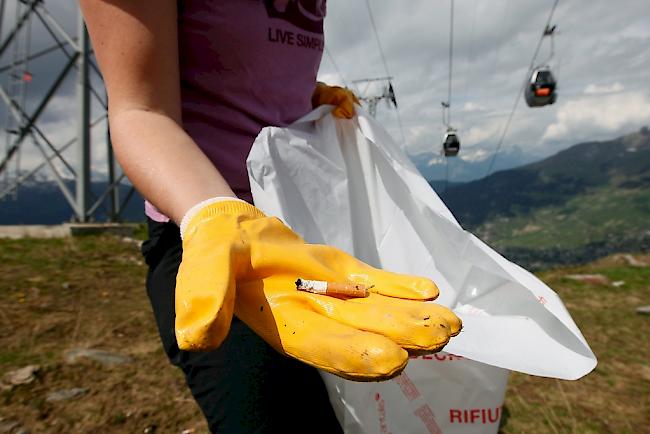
[247,106,596,433]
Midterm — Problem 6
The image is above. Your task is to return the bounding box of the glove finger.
[346,267,440,301]
[338,87,359,105]
[332,97,355,119]
[245,237,439,301]
[175,239,236,351]
[348,293,462,336]
[283,289,453,352]
[235,283,408,381]
[300,244,439,300]
[240,278,453,352]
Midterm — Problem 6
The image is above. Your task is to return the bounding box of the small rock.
[180,429,195,434]
[121,236,143,248]
[64,348,132,366]
[61,282,70,289]
[612,280,625,287]
[622,254,645,267]
[2,365,39,386]
[0,419,21,434]
[143,425,157,433]
[565,274,610,285]
[46,387,88,402]
[637,306,650,315]
[26,276,44,283]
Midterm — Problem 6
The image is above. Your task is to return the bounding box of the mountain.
[427,180,465,194]
[409,145,540,183]
[0,179,145,224]
[3,128,649,270]
[440,127,650,269]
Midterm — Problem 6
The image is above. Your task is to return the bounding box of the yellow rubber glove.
[312,82,360,119]
[176,199,461,381]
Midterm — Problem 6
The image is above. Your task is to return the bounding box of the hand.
[312,82,360,119]
[176,199,461,381]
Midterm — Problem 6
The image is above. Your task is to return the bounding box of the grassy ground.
[500,255,650,434]
[0,236,207,433]
[0,236,648,433]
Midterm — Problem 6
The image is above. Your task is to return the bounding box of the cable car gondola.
[443,129,460,157]
[525,66,557,107]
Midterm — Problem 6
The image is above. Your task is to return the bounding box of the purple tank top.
[146,0,326,221]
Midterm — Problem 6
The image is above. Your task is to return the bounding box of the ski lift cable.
[364,0,391,77]
[459,0,479,124]
[484,0,560,178]
[540,25,556,66]
[442,0,462,191]
[446,0,455,127]
[363,0,406,145]
[324,46,349,88]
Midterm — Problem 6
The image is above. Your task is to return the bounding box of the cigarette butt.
[295,279,370,298]
[326,282,370,297]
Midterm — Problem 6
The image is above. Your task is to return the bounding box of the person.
[79,1,461,432]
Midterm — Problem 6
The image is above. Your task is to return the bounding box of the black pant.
[142,219,343,433]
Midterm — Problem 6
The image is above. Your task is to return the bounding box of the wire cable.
[363,0,406,145]
[459,0,479,122]
[484,0,560,178]
[446,0,455,127]
[364,0,391,76]
[324,46,349,88]
[442,0,458,193]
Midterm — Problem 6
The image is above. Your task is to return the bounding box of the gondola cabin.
[443,131,460,157]
[525,67,557,107]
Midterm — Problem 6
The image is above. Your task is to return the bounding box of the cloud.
[321,0,650,157]
[3,0,650,186]
[542,91,650,141]
[458,147,490,162]
[584,82,625,95]
[427,154,444,167]
[461,122,503,148]
[462,102,487,112]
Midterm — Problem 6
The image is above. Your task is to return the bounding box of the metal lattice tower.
[0,0,131,222]
[352,76,398,118]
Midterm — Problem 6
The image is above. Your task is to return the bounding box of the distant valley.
[410,145,541,184]
[1,128,649,270]
[0,180,144,224]
[436,127,650,269]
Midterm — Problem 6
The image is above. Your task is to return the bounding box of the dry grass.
[0,236,207,433]
[500,254,650,434]
[0,237,648,433]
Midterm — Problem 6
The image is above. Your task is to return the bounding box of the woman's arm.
[79,0,236,224]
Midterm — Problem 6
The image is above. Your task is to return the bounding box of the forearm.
[110,108,236,223]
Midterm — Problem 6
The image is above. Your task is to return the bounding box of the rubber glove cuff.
[175,198,267,351]
[180,196,256,239]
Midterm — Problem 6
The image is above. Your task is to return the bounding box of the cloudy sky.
[320,0,650,162]
[0,0,649,185]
